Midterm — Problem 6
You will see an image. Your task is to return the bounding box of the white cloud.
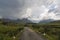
[24,5,49,23]
[21,8,32,18]
[23,0,60,23]
[0,0,60,23]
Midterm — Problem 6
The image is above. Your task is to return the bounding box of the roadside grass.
[30,24,60,40]
[15,29,24,40]
[44,34,57,40]
[0,24,24,40]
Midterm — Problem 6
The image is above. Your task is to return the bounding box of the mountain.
[39,19,54,23]
[15,18,33,23]
[0,18,32,23]
[0,18,60,24]
[47,20,60,25]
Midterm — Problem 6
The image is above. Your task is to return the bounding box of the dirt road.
[20,27,46,40]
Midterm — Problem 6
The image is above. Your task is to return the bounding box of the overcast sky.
[0,0,60,22]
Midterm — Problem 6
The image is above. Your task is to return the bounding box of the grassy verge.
[30,24,60,40]
[0,24,24,40]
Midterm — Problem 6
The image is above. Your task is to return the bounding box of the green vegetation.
[0,20,24,40]
[29,21,60,40]
[0,19,60,40]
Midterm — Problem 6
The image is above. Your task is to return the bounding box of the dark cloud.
[0,0,25,19]
[0,0,60,22]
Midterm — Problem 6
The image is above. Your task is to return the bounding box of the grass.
[44,34,57,40]
[0,24,24,40]
[0,20,60,40]
[30,23,60,40]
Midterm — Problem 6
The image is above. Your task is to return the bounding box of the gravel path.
[20,27,47,40]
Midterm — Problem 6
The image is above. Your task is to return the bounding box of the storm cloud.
[0,0,60,22]
[0,0,25,19]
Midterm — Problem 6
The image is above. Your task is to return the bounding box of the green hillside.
[47,20,60,25]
